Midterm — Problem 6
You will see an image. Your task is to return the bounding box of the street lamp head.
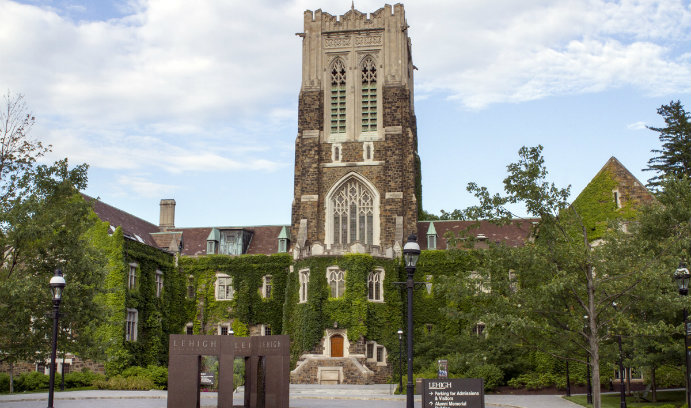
[397,329,403,339]
[49,269,66,302]
[403,234,420,268]
[229,330,234,336]
[674,262,690,296]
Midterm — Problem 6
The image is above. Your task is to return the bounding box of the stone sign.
[422,378,484,408]
[168,334,290,408]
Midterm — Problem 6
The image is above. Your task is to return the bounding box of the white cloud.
[627,121,648,130]
[116,174,178,198]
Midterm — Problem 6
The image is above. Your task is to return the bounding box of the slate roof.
[165,226,288,256]
[82,194,160,247]
[416,219,539,250]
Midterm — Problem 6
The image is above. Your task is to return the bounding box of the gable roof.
[83,194,160,247]
[416,219,538,250]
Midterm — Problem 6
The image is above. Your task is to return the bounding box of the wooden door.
[330,335,344,357]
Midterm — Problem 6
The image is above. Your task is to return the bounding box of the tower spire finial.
[351,1,355,11]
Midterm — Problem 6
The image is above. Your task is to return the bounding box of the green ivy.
[284,254,402,365]
[178,254,291,338]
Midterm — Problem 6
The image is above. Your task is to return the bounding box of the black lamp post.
[48,269,66,408]
[398,329,403,394]
[611,302,626,408]
[402,234,420,408]
[674,262,691,408]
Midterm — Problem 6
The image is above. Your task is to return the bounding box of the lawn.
[565,390,685,408]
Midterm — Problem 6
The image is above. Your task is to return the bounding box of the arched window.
[361,57,377,132]
[327,267,345,298]
[299,269,310,303]
[368,268,384,302]
[331,178,374,245]
[330,58,347,134]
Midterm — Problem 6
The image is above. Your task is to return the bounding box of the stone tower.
[291,4,420,259]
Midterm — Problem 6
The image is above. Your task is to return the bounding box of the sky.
[0,0,689,228]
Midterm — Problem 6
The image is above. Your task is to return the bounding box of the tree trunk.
[9,361,14,393]
[626,365,631,395]
[587,262,601,408]
[651,366,657,403]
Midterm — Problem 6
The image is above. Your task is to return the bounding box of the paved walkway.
[0,387,583,408]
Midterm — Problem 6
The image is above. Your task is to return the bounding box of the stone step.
[288,384,398,396]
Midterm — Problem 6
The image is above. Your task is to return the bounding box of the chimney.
[159,199,176,230]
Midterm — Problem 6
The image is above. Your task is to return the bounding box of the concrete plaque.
[422,378,484,408]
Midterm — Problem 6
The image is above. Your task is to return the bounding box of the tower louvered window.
[331,59,347,134]
[361,57,377,132]
[332,178,374,245]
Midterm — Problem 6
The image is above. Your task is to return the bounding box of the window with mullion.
[361,57,377,132]
[331,59,347,134]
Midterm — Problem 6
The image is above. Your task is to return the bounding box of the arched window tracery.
[331,178,374,246]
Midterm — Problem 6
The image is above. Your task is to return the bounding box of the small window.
[207,240,216,254]
[362,142,374,162]
[278,238,288,253]
[425,275,433,295]
[366,342,374,359]
[474,322,486,337]
[128,263,137,289]
[263,325,272,336]
[185,323,193,335]
[262,275,273,299]
[613,189,622,209]
[332,144,342,162]
[216,274,234,301]
[218,323,230,336]
[427,234,437,249]
[376,346,384,362]
[327,267,345,298]
[220,326,228,336]
[126,309,138,341]
[299,269,310,303]
[187,276,195,299]
[155,270,163,298]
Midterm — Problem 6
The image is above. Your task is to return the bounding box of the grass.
[565,390,685,408]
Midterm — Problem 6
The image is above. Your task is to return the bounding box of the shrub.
[119,365,167,389]
[15,372,49,392]
[0,373,9,393]
[64,369,105,389]
[465,364,503,391]
[94,375,154,390]
[507,372,561,390]
[647,365,685,389]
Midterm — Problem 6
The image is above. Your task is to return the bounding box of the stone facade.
[291,4,420,260]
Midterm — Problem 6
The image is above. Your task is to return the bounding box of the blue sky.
[1,0,689,228]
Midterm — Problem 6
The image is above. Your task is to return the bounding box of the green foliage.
[465,364,504,391]
[179,253,291,339]
[94,375,155,390]
[646,365,685,389]
[64,369,105,388]
[570,165,637,241]
[0,373,8,392]
[14,371,49,392]
[644,100,691,189]
[121,365,168,389]
[283,255,401,365]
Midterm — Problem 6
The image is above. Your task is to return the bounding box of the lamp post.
[48,269,66,408]
[617,334,626,408]
[398,329,403,394]
[674,262,691,408]
[402,234,420,408]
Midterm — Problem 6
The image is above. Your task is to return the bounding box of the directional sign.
[422,378,484,408]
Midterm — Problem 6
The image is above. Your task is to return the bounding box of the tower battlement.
[304,3,406,32]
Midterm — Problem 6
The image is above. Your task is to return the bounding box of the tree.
[644,101,691,189]
[0,93,106,392]
[447,145,662,408]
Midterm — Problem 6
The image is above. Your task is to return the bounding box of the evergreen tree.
[644,101,691,189]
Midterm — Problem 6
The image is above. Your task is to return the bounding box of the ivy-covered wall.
[178,254,291,338]
[283,254,403,364]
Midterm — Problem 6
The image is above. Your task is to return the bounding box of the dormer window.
[426,222,438,249]
[277,226,290,253]
[206,228,220,255]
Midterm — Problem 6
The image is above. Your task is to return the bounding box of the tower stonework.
[292,4,420,259]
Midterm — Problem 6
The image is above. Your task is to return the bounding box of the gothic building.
[291,4,421,259]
